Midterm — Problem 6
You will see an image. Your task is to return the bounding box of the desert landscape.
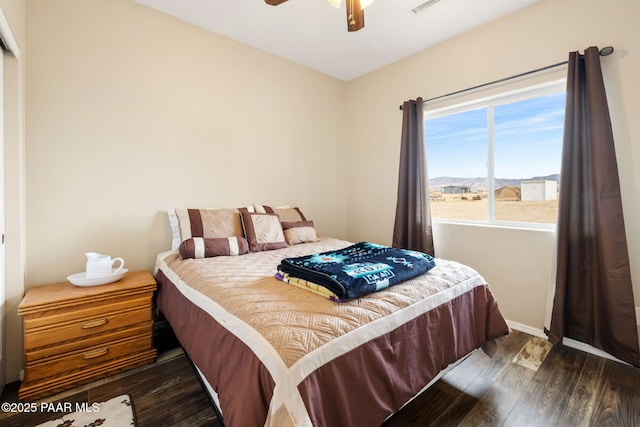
[430,185,558,224]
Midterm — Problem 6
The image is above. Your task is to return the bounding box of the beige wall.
[25,0,349,286]
[1,0,26,392]
[14,0,348,381]
[346,0,640,331]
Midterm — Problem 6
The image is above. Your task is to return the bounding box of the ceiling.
[132,0,540,81]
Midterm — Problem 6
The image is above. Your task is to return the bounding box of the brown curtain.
[392,98,434,255]
[548,47,640,367]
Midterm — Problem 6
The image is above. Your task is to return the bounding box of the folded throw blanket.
[276,271,342,302]
[277,242,436,300]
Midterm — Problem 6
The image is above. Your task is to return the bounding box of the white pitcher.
[85,252,125,278]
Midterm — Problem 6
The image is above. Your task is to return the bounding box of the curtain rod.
[399,46,615,110]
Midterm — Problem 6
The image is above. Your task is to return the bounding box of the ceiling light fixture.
[265,0,375,32]
[327,0,375,8]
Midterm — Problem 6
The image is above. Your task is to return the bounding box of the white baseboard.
[506,319,633,366]
[506,320,547,339]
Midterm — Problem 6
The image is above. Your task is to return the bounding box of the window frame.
[423,78,567,230]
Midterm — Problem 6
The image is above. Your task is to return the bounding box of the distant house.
[442,185,471,194]
[521,180,557,201]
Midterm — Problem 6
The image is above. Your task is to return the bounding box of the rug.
[35,394,135,427]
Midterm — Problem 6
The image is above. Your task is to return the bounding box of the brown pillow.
[254,205,307,223]
[173,208,245,243]
[241,212,288,252]
[168,207,253,251]
[179,237,249,259]
[281,221,319,245]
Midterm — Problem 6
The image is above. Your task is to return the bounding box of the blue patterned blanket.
[277,242,436,301]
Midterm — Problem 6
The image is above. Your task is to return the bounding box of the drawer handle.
[81,318,109,329]
[82,348,109,359]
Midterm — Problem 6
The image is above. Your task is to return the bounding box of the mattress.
[154,236,509,427]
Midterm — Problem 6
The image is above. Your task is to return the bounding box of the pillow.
[254,205,307,223]
[167,206,255,251]
[179,237,249,259]
[282,220,319,245]
[241,212,288,252]
[167,209,182,251]
[168,208,247,251]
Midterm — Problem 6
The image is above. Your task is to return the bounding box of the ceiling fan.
[265,0,375,32]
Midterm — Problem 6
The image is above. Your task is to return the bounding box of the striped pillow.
[179,237,249,259]
[169,207,251,250]
[254,205,307,223]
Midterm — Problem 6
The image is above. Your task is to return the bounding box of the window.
[425,80,565,227]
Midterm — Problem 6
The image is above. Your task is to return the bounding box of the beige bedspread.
[155,236,509,427]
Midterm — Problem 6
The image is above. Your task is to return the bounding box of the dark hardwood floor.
[383,330,640,427]
[2,330,639,426]
[0,349,219,427]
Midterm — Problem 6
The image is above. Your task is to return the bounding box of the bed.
[154,207,510,427]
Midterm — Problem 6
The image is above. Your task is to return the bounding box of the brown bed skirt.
[156,270,509,427]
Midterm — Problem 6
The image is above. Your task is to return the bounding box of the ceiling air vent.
[412,0,446,15]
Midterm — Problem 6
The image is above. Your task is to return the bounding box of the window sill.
[432,219,556,233]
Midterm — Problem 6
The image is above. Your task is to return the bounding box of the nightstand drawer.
[25,321,153,362]
[23,295,152,331]
[24,306,152,350]
[24,333,153,383]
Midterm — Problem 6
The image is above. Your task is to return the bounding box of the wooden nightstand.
[18,270,157,400]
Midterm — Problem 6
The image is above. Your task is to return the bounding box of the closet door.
[0,7,20,395]
[0,46,5,395]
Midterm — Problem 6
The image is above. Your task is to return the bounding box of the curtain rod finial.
[600,46,614,56]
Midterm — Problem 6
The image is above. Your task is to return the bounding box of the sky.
[425,91,566,180]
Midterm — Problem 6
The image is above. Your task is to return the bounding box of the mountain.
[429,174,559,191]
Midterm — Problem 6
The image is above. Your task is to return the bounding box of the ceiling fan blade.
[264,0,289,5]
[346,0,365,32]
